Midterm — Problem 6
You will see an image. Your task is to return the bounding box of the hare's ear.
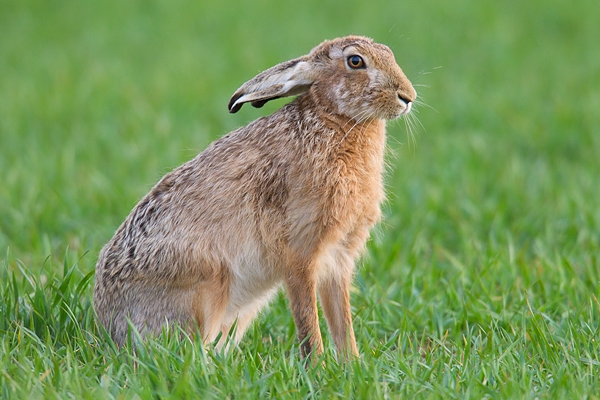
[228,57,317,113]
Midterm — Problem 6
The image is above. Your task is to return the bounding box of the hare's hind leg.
[192,269,231,344]
[216,285,280,349]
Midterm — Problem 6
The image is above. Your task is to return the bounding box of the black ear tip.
[228,93,244,113]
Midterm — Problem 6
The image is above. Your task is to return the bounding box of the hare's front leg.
[285,264,324,358]
[318,265,358,358]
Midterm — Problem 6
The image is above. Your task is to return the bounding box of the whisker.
[404,117,416,152]
[416,66,442,76]
[338,110,374,146]
[408,110,426,139]
[414,97,438,114]
[342,109,369,129]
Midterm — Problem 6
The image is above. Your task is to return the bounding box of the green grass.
[1,0,599,398]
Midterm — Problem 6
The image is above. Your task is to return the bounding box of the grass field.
[1,0,599,398]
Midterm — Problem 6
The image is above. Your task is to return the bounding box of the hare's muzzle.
[398,93,413,115]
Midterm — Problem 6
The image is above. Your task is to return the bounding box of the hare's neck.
[294,95,387,171]
[338,117,386,149]
[319,110,387,158]
[337,117,387,171]
[308,108,387,178]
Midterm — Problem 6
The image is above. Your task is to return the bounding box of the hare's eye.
[347,55,365,69]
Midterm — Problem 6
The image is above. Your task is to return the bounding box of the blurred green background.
[1,0,598,266]
[1,0,600,396]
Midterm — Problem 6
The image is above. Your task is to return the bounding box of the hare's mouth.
[398,94,413,115]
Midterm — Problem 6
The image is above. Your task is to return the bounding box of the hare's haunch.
[94,35,416,358]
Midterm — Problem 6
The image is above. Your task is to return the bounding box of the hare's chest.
[333,123,387,220]
[332,148,386,223]
[335,170,384,233]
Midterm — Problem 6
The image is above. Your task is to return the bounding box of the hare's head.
[228,36,416,121]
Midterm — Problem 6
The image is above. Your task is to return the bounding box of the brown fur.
[94,35,416,358]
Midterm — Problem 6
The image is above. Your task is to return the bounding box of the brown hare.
[94,35,416,358]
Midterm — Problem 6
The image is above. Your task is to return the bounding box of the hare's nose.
[398,93,412,105]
